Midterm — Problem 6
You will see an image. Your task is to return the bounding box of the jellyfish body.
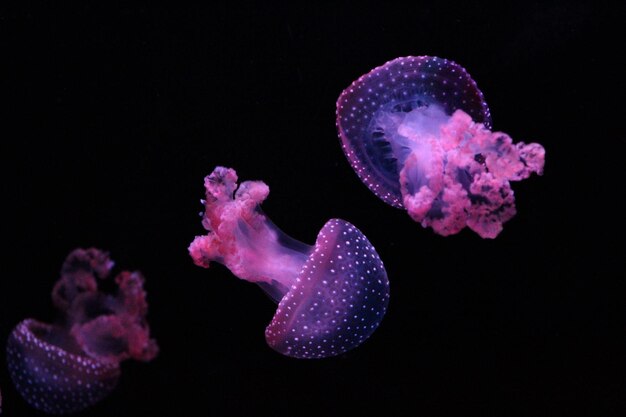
[336,56,545,238]
[189,166,389,359]
[6,248,158,414]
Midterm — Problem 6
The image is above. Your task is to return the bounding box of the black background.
[2,2,625,416]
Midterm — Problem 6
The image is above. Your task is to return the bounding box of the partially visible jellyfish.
[6,248,158,414]
[189,166,389,359]
[336,56,545,238]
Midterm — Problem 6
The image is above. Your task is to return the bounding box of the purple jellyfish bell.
[336,56,545,238]
[6,248,158,414]
[189,167,389,359]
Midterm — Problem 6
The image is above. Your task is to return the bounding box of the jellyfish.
[336,56,545,238]
[189,166,389,359]
[6,248,158,414]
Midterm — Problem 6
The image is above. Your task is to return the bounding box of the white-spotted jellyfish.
[189,166,390,359]
[336,56,545,238]
[6,248,159,414]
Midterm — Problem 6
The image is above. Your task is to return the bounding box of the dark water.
[2,2,624,416]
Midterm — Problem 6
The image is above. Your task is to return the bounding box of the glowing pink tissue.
[6,248,158,414]
[189,167,389,359]
[337,56,545,238]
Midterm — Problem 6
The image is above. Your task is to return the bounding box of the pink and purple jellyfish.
[336,56,545,238]
[189,166,389,359]
[6,248,158,414]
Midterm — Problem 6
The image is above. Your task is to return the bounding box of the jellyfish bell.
[189,166,390,359]
[6,319,121,415]
[6,248,158,414]
[265,219,389,358]
[336,56,545,238]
